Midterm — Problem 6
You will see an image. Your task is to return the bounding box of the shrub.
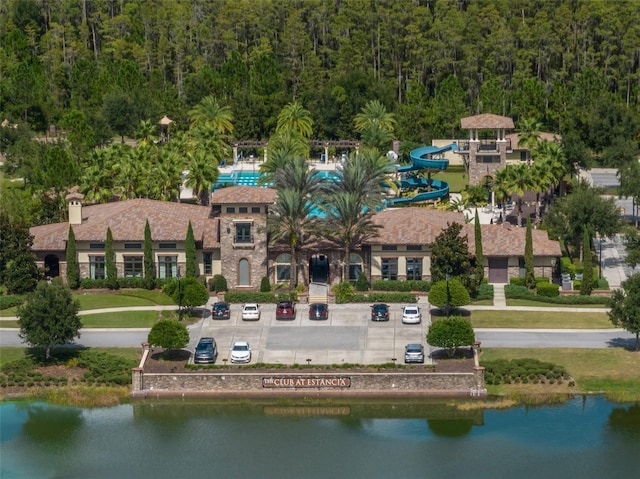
[509,277,526,287]
[212,274,228,292]
[332,282,354,304]
[116,277,147,289]
[77,350,136,385]
[224,291,279,303]
[79,278,107,289]
[427,279,470,308]
[475,283,494,301]
[504,284,608,304]
[536,282,559,297]
[534,277,550,283]
[0,294,24,310]
[371,280,430,292]
[260,276,271,292]
[573,280,582,290]
[354,273,369,292]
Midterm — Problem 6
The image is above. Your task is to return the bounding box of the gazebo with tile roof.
[457,113,515,186]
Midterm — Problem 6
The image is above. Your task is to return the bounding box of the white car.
[241,303,260,321]
[402,305,421,324]
[230,341,251,364]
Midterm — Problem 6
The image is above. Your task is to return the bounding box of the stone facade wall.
[218,213,268,290]
[132,370,485,398]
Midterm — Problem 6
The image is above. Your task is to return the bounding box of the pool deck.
[219,158,341,176]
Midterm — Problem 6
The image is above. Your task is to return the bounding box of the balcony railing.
[456,139,512,153]
[233,235,255,248]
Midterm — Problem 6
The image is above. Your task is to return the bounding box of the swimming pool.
[214,170,337,189]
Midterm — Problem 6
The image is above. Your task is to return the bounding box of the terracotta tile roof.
[211,186,277,205]
[460,114,515,130]
[367,208,466,245]
[30,199,218,251]
[468,223,562,257]
[505,132,562,150]
[367,207,561,257]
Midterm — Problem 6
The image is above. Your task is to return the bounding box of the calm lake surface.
[1,396,638,479]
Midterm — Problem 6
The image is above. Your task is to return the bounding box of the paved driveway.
[195,303,431,366]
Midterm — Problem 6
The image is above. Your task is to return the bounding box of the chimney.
[66,192,85,225]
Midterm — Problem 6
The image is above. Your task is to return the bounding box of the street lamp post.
[598,237,603,279]
[445,271,451,318]
[176,268,183,321]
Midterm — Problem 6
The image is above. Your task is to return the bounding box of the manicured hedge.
[81,277,173,290]
[345,292,417,304]
[475,283,494,301]
[509,277,526,287]
[504,284,609,305]
[0,294,24,310]
[224,291,297,304]
[371,280,430,292]
[536,282,559,297]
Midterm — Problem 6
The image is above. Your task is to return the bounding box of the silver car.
[230,341,251,364]
[404,343,425,364]
[402,305,421,324]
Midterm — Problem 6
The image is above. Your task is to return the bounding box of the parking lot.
[193,302,433,366]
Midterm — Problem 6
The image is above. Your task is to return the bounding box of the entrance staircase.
[308,282,329,304]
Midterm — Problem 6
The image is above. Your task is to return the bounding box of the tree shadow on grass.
[151,348,191,362]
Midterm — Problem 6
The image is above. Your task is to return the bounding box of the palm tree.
[276,101,313,138]
[354,100,396,151]
[185,150,218,205]
[535,140,568,199]
[266,188,318,288]
[188,96,234,134]
[148,149,183,201]
[493,167,512,223]
[271,156,324,195]
[318,191,381,282]
[517,117,543,153]
[135,119,157,146]
[260,131,308,180]
[333,149,395,208]
[81,148,116,203]
[530,160,554,223]
[505,163,535,227]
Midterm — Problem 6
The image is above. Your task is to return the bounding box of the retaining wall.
[132,344,486,399]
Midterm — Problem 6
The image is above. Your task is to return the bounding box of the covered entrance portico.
[309,254,330,284]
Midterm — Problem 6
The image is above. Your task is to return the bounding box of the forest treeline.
[1,0,639,165]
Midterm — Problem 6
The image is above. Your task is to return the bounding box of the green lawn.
[506,299,608,308]
[434,170,468,193]
[470,310,612,329]
[80,310,160,328]
[481,348,640,398]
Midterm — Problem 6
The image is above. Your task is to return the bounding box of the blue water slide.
[391,143,458,205]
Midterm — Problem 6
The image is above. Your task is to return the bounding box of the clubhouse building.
[30,187,561,291]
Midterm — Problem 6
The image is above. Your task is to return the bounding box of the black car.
[309,303,329,320]
[194,337,217,364]
[212,302,230,319]
[370,303,390,321]
[276,301,296,320]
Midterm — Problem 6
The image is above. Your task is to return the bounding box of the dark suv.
[309,303,329,320]
[212,302,230,320]
[194,337,217,364]
[275,301,296,320]
[370,303,390,321]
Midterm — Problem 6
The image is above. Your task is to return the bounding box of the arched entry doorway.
[309,254,329,284]
[44,254,60,278]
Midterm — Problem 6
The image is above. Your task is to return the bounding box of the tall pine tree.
[474,210,484,287]
[185,221,196,278]
[66,226,79,289]
[105,227,118,289]
[143,219,155,289]
[580,229,593,296]
[524,219,536,290]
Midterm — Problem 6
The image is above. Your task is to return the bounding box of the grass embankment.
[505,299,607,308]
[1,289,178,326]
[0,347,140,406]
[434,170,468,193]
[480,348,640,402]
[470,310,612,329]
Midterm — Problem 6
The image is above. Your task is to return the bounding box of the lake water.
[1,396,638,479]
